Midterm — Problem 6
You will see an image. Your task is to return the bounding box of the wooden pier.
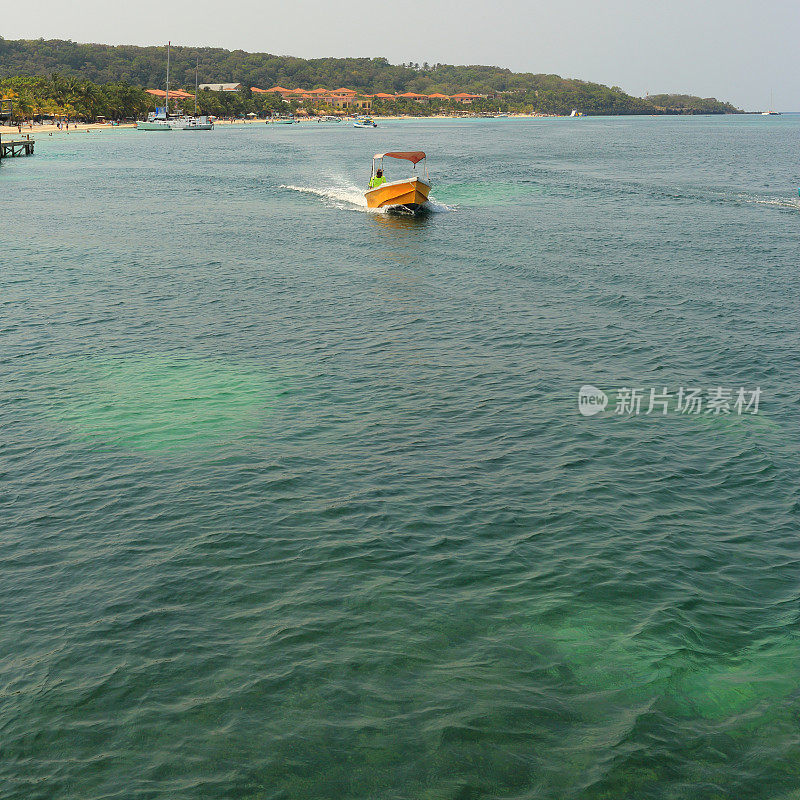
[0,99,35,160]
[0,135,35,159]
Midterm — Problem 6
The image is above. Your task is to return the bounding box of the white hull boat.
[138,48,213,131]
[137,119,172,131]
[178,116,213,130]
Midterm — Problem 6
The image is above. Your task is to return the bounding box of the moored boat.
[180,59,213,130]
[138,42,175,131]
[137,113,213,130]
[365,151,431,213]
[137,115,172,131]
[179,115,213,130]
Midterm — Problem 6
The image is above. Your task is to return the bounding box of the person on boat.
[369,169,386,189]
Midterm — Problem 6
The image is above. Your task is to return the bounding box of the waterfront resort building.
[198,83,243,92]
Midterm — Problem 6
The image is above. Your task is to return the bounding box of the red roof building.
[146,89,194,99]
[450,93,483,103]
[397,92,429,102]
[265,86,295,96]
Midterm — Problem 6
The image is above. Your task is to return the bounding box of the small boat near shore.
[354,117,377,128]
[365,151,431,213]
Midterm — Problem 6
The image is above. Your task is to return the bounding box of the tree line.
[0,74,741,122]
[1,75,152,120]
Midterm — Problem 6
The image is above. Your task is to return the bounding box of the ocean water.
[2,115,800,800]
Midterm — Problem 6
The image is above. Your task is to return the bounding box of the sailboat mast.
[166,41,170,118]
[195,57,199,116]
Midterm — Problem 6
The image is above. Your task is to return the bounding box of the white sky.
[7,0,799,109]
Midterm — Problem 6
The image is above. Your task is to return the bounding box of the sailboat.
[179,58,213,130]
[137,45,214,130]
[137,42,174,130]
[761,91,781,116]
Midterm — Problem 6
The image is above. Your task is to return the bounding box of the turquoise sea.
[2,115,800,799]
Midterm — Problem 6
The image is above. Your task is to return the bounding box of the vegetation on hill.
[0,38,741,117]
[646,94,739,114]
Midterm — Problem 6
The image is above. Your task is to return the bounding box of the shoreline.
[0,110,749,137]
[0,113,570,136]
[0,122,136,135]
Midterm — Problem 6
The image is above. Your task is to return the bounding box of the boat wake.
[281,183,376,212]
[422,197,453,213]
[281,182,452,214]
[736,193,800,211]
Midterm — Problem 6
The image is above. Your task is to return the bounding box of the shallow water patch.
[37,355,286,452]
[434,181,545,207]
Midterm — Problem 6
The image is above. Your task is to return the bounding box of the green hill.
[646,94,739,114]
[0,37,741,117]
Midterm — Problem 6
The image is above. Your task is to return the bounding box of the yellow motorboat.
[365,151,431,213]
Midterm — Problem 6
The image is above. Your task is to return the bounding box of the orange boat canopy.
[375,151,426,164]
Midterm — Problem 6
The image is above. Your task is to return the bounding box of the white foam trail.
[424,197,454,213]
[281,183,383,213]
[281,182,453,214]
[736,193,800,211]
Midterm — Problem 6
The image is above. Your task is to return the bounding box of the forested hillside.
[647,94,739,114]
[0,38,741,116]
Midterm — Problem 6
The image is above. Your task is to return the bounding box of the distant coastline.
[0,38,741,123]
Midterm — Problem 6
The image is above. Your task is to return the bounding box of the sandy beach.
[0,119,261,135]
[0,121,136,135]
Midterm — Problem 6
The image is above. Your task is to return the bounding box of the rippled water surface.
[3,116,800,799]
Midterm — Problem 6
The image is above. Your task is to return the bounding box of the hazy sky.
[6,0,799,109]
